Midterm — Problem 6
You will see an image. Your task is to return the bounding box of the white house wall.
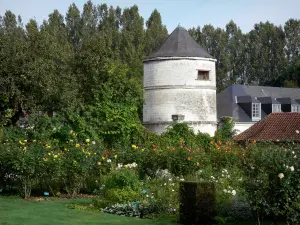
[143,58,217,136]
[234,123,255,135]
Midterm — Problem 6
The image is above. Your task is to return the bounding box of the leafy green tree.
[0,11,27,125]
[97,4,122,59]
[225,20,247,85]
[66,3,82,52]
[189,26,202,46]
[70,62,143,146]
[247,22,286,85]
[144,9,168,56]
[120,5,144,78]
[81,0,98,40]
[75,32,111,105]
[26,10,77,113]
[268,56,300,87]
[284,19,300,62]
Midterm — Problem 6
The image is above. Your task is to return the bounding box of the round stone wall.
[143,57,217,136]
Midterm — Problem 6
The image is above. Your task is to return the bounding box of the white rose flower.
[179,178,185,181]
[232,190,236,196]
[294,155,297,158]
[92,141,96,145]
[107,159,112,163]
[290,166,295,172]
[223,189,227,193]
[278,173,284,179]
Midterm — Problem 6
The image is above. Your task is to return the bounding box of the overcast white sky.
[1,0,299,33]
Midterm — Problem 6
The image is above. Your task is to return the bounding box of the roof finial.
[178,23,181,27]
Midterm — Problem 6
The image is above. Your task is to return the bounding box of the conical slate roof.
[148,26,213,59]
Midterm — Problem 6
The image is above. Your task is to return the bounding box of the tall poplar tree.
[247,22,286,85]
[284,19,300,62]
[66,3,82,52]
[225,20,247,85]
[144,9,168,56]
[0,11,27,123]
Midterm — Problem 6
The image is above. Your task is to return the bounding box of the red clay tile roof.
[233,112,300,141]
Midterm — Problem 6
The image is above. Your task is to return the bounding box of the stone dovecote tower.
[143,26,217,136]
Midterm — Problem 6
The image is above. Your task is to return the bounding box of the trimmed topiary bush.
[179,181,216,225]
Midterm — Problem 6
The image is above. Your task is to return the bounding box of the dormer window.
[252,103,261,121]
[197,70,209,80]
[291,104,300,112]
[272,104,281,112]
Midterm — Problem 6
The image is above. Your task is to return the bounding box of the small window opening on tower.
[197,70,209,80]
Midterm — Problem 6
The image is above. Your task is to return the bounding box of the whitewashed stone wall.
[143,89,216,122]
[144,58,216,87]
[143,57,217,136]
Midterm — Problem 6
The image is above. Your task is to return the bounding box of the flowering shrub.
[104,167,140,190]
[140,176,179,214]
[3,139,43,198]
[242,142,300,224]
[0,128,110,197]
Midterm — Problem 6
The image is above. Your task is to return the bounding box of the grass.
[0,197,174,225]
[0,196,273,225]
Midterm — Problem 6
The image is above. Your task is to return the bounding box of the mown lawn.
[0,197,174,225]
[0,197,272,225]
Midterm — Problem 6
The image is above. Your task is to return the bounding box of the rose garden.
[1,118,299,225]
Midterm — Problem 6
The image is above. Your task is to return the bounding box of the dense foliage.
[1,2,300,131]
[1,121,300,224]
[242,143,300,224]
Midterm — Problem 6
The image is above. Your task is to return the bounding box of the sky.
[0,0,299,33]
